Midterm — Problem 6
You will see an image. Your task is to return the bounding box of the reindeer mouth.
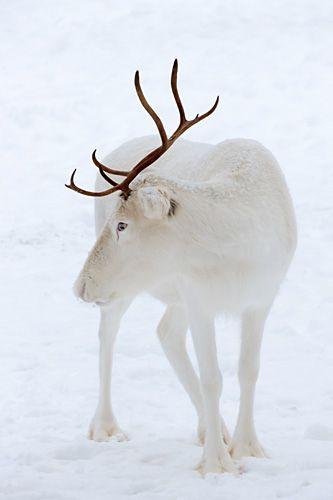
[95,292,118,306]
[95,299,112,306]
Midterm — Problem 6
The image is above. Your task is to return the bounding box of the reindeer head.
[67,60,218,304]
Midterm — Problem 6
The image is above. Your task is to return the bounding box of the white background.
[1,1,332,498]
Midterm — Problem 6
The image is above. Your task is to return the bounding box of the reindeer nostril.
[74,278,89,301]
[73,274,98,303]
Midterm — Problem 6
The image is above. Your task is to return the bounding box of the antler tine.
[134,70,168,147]
[169,93,219,143]
[65,169,121,197]
[171,58,186,125]
[170,59,219,142]
[194,95,220,123]
[92,149,129,176]
[98,167,117,187]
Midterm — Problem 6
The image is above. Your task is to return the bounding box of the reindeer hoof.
[229,437,267,459]
[196,451,240,476]
[88,418,129,442]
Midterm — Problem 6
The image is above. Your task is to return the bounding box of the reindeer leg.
[157,304,230,445]
[88,299,132,442]
[185,296,238,475]
[229,306,269,458]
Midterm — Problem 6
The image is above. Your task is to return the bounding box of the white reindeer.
[66,60,297,475]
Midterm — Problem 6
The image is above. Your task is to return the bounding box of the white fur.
[74,135,297,474]
[137,185,172,219]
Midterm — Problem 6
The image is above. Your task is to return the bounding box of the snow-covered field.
[1,1,333,498]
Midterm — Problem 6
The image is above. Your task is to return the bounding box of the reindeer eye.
[117,222,128,232]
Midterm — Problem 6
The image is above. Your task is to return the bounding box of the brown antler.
[65,59,219,197]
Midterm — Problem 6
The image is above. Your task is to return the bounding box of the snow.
[1,0,333,498]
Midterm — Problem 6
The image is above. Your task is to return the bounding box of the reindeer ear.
[137,186,175,219]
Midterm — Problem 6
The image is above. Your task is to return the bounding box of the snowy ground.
[1,1,333,499]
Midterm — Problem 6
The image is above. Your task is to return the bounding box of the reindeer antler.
[65,59,219,198]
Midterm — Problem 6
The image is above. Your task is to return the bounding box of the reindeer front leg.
[186,298,238,475]
[88,299,132,442]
